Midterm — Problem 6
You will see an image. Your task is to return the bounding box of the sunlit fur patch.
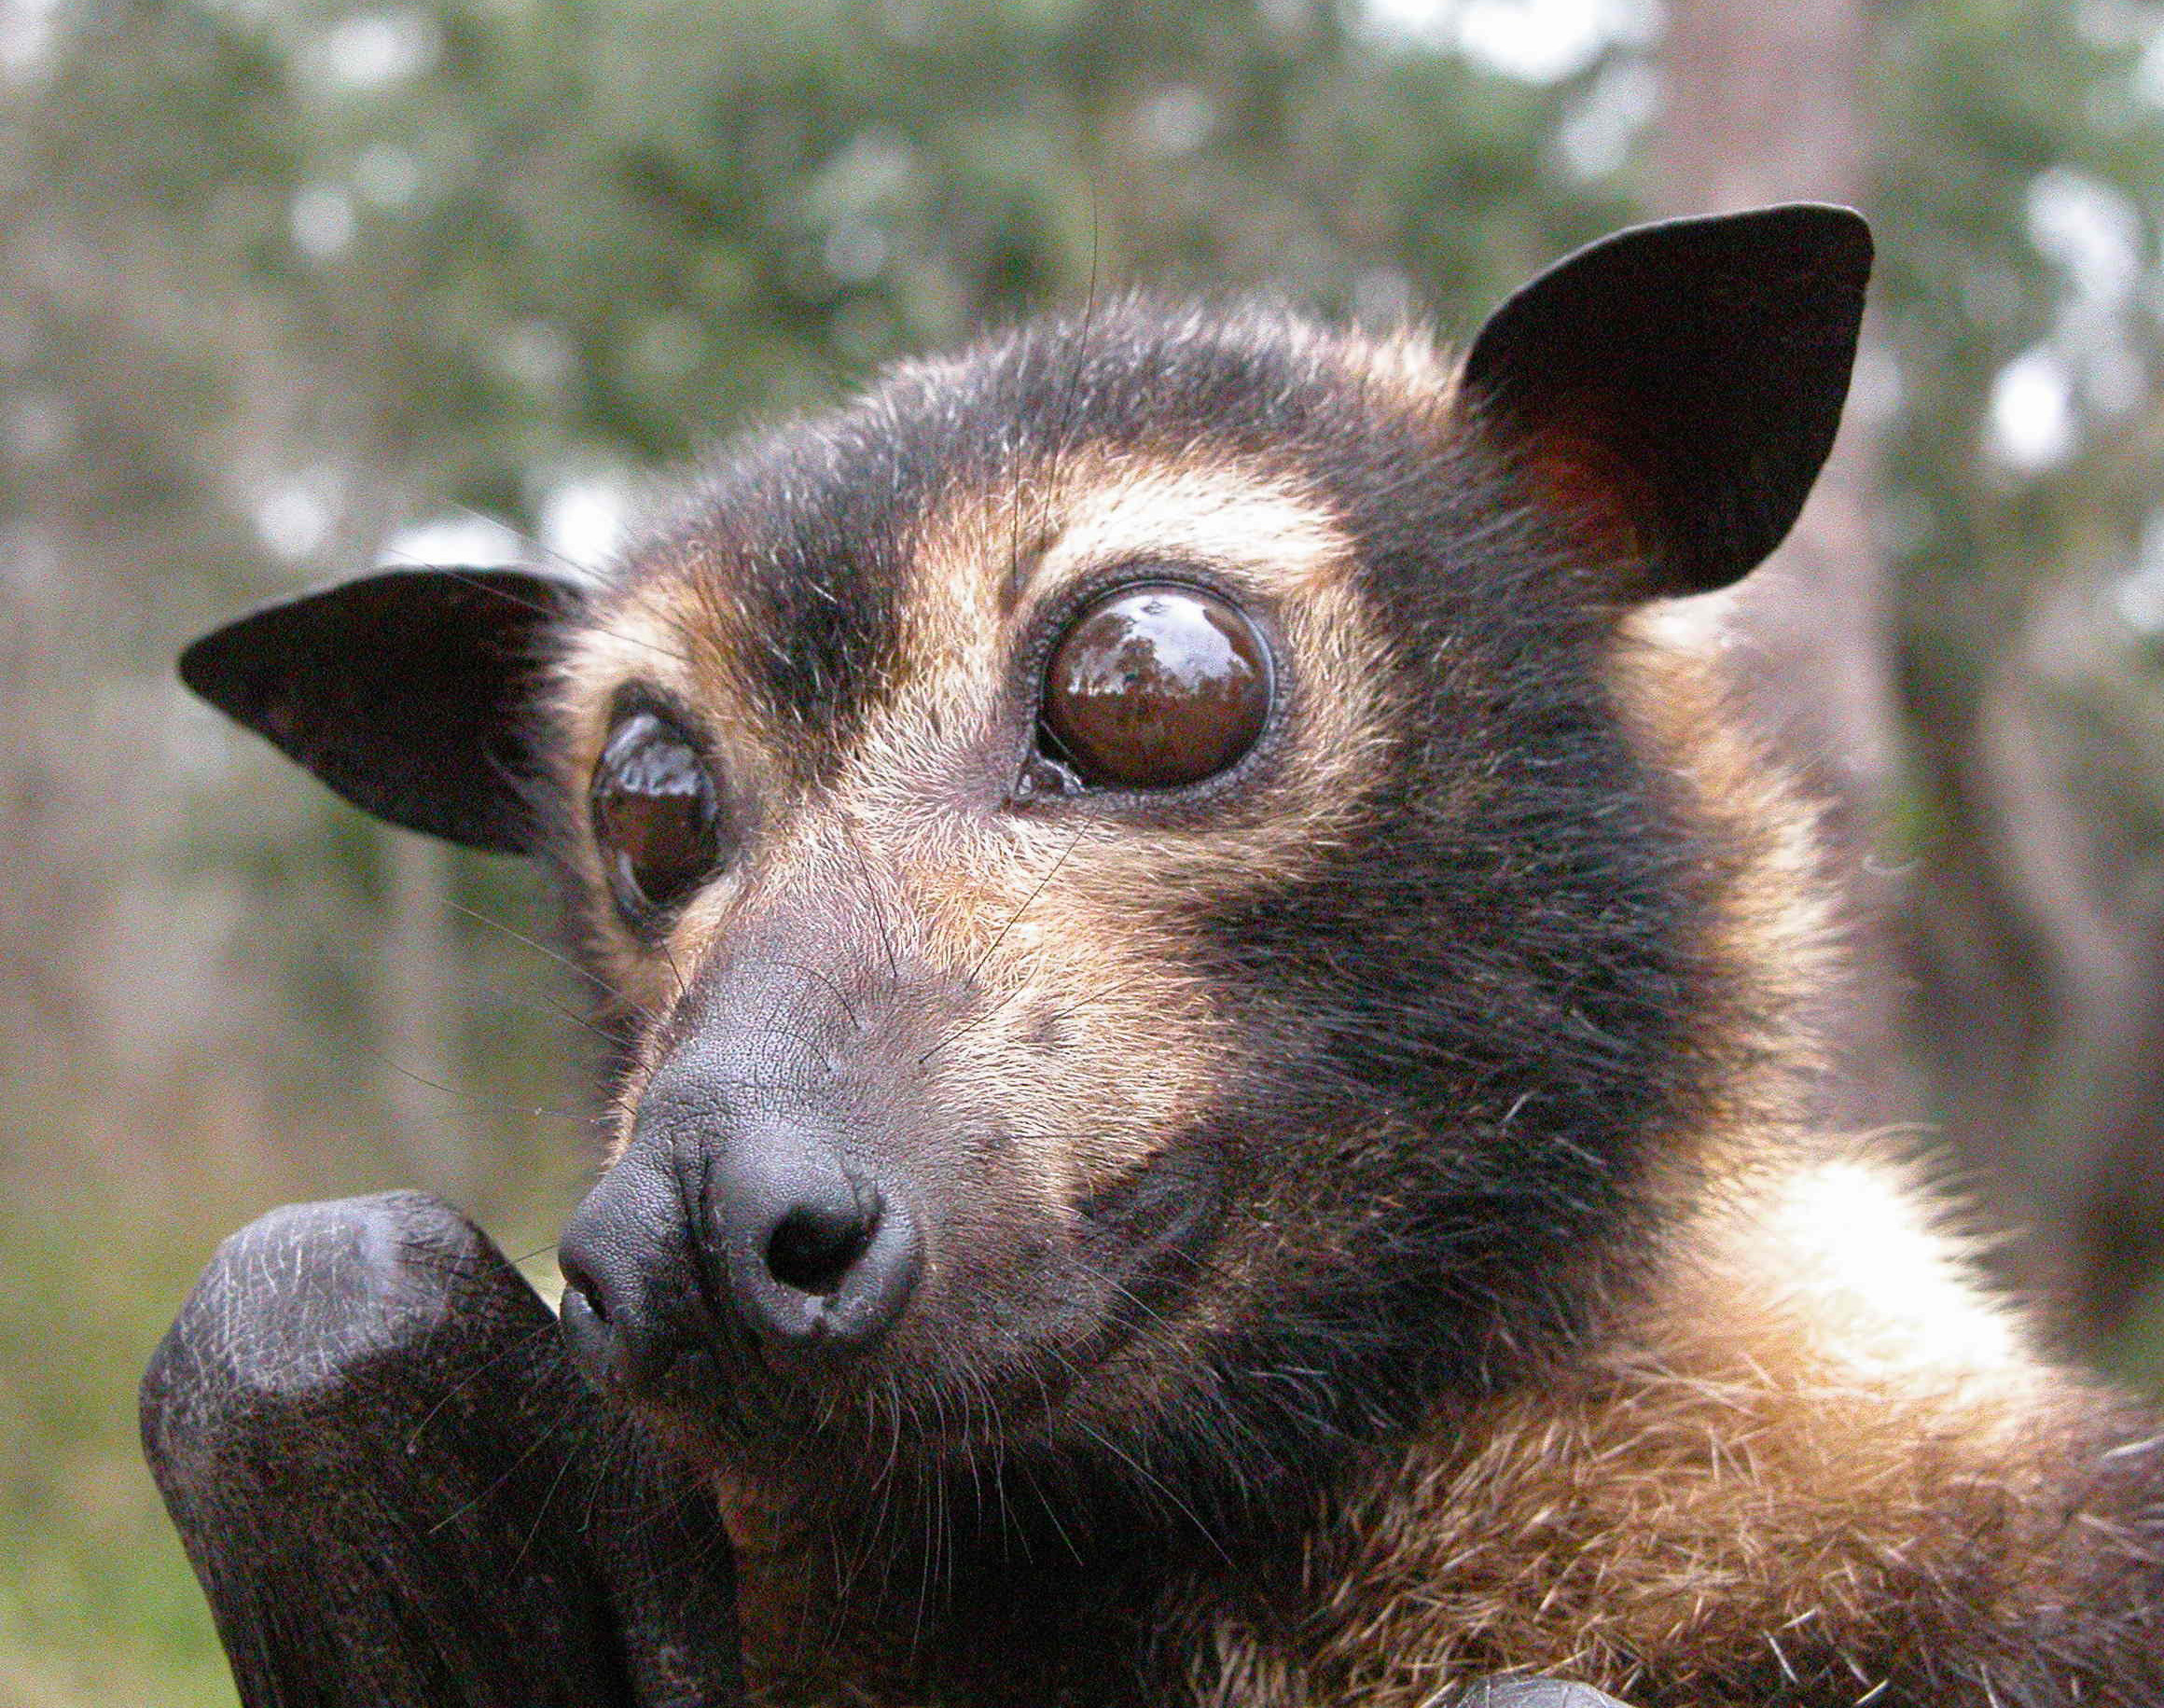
[1747,1154,2032,1389]
[1034,458,1358,594]
[1188,1149,2062,1708]
[1325,320,1461,420]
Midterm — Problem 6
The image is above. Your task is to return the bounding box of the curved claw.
[1455,1681,1637,1708]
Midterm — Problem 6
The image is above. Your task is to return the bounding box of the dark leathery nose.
[709,1132,921,1349]
[556,1103,922,1397]
[556,1139,690,1395]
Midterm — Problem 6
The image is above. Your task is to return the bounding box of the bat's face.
[178,210,1869,1534]
[548,314,1490,1493]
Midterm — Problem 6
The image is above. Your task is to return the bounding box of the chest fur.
[720,1168,2136,1708]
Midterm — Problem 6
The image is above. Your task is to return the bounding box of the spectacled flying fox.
[173,205,2164,1707]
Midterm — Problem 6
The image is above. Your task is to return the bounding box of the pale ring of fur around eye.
[1038,583,1273,790]
[590,708,726,923]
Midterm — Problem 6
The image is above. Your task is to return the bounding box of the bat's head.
[182,207,1868,1543]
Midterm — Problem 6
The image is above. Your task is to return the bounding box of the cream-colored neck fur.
[1187,1154,2068,1706]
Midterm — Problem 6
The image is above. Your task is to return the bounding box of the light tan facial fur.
[555,445,1401,1188]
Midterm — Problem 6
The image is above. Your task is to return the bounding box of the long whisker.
[445,896,630,1007]
[403,1318,561,1454]
[966,812,1091,991]
[379,1056,605,1132]
[422,1384,587,1536]
[919,817,1094,1067]
[657,937,691,1007]
[731,954,861,1031]
[1034,191,1103,554]
[442,499,614,590]
[840,833,904,990]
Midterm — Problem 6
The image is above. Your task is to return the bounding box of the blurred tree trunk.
[1912,579,2164,1348]
[1650,0,1920,1135]
[1657,0,2164,1353]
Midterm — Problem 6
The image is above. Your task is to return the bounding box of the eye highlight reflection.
[590,708,728,923]
[1038,583,1272,790]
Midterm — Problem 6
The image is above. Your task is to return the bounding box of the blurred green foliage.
[7,0,2164,1700]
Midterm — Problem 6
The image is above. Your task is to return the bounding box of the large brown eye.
[1039,583,1272,790]
[590,709,726,923]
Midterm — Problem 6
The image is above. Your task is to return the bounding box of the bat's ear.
[1463,203,1871,599]
[179,566,585,854]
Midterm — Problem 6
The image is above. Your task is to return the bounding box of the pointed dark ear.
[1463,203,1871,598]
[179,566,585,854]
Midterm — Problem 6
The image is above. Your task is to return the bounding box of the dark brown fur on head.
[185,207,2164,1707]
[535,282,1825,1534]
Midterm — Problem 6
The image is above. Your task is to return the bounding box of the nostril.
[765,1193,880,1297]
[559,1260,608,1325]
[555,1259,624,1394]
